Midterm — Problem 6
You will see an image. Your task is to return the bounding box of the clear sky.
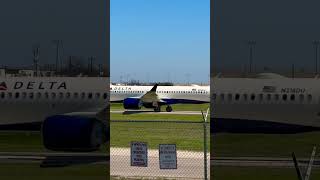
[111,0,210,84]
[0,0,107,68]
[212,0,320,75]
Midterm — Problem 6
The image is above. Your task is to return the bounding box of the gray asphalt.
[111,147,210,179]
[211,157,320,168]
[0,152,108,166]
[111,110,203,115]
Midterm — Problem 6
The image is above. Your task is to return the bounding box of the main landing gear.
[153,105,173,112]
[166,105,173,112]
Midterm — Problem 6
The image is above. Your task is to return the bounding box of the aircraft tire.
[166,106,173,112]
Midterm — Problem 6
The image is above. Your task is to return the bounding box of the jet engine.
[123,98,142,109]
[42,115,108,152]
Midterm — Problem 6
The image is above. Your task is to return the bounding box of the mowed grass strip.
[111,113,209,122]
[111,121,209,151]
[212,167,320,180]
[0,163,107,180]
[212,132,320,158]
[111,103,210,112]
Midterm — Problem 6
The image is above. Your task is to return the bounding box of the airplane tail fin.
[150,84,158,92]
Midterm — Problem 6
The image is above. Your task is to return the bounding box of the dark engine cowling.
[123,98,142,109]
[42,115,108,152]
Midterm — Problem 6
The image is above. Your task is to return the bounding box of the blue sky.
[111,0,210,83]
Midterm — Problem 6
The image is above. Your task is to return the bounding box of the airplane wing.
[140,84,165,104]
[63,106,109,124]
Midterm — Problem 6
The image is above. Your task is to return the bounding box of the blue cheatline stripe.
[111,99,208,104]
[211,118,320,134]
[162,98,208,104]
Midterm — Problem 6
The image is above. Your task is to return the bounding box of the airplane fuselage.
[110,85,210,104]
[212,77,320,127]
[0,77,109,125]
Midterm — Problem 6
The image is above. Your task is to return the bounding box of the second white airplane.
[212,73,320,132]
[110,83,210,112]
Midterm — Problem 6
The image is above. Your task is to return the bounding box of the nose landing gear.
[154,106,161,112]
[166,105,173,112]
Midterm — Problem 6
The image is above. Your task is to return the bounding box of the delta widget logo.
[0,82,7,90]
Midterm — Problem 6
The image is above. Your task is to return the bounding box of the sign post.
[131,141,148,167]
[159,144,177,169]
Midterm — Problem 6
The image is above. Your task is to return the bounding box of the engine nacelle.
[123,98,142,109]
[42,115,108,152]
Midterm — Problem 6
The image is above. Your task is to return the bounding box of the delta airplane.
[212,73,320,133]
[0,77,109,151]
[110,83,210,112]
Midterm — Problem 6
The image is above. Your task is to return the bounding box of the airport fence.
[110,116,210,179]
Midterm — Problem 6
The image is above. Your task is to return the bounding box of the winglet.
[150,84,158,92]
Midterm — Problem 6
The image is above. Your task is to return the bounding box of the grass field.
[0,131,109,153]
[212,132,320,158]
[111,113,209,122]
[111,102,210,112]
[110,103,210,151]
[111,121,208,151]
[0,163,107,180]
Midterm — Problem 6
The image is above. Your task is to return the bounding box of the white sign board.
[131,141,148,167]
[159,144,177,169]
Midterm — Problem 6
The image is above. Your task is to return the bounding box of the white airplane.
[110,83,210,112]
[0,77,109,151]
[212,73,320,132]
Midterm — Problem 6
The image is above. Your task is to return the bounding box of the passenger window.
[74,92,79,98]
[103,93,107,99]
[234,94,239,100]
[282,94,287,101]
[88,93,93,99]
[299,94,304,102]
[29,92,34,99]
[45,92,49,99]
[0,92,4,99]
[307,94,312,102]
[220,94,225,101]
[243,94,248,101]
[81,92,85,99]
[51,92,56,99]
[250,94,255,101]
[66,92,71,98]
[212,93,216,100]
[37,92,41,98]
[22,92,27,98]
[267,94,271,101]
[8,92,12,98]
[59,92,63,98]
[290,94,295,101]
[15,92,19,98]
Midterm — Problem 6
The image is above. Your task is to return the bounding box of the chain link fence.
[110,118,210,179]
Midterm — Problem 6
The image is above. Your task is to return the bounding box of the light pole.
[313,40,319,75]
[248,40,256,75]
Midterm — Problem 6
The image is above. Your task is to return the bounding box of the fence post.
[202,108,209,180]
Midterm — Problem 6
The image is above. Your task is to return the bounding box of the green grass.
[111,113,208,122]
[212,132,320,158]
[212,166,320,180]
[0,163,107,180]
[111,103,210,112]
[111,121,209,151]
[0,131,109,153]
[110,103,210,151]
